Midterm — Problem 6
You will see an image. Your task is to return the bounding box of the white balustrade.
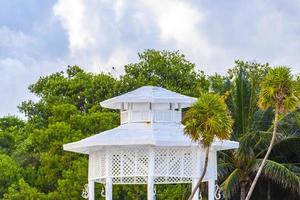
[121,109,182,124]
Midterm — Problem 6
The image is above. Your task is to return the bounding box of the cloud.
[1,0,300,116]
[0,26,35,48]
[53,0,228,74]
[0,25,67,117]
[140,0,227,72]
[0,56,65,117]
[53,0,93,52]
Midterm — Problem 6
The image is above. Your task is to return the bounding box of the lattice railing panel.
[154,148,194,178]
[89,147,199,184]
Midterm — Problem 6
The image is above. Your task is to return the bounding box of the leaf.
[221,168,241,199]
[253,159,300,193]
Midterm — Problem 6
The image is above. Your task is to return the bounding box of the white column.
[105,150,112,200]
[192,179,199,200]
[148,176,154,200]
[148,148,155,200]
[191,146,201,200]
[208,179,215,200]
[88,180,94,200]
[105,177,113,200]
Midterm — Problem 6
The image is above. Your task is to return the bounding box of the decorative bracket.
[101,185,106,197]
[81,184,89,199]
[214,184,222,200]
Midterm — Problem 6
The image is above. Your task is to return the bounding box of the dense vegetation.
[0,50,299,199]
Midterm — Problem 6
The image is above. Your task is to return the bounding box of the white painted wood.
[62,86,239,199]
[148,176,154,200]
[192,178,199,200]
[208,179,215,200]
[192,146,201,200]
[100,86,197,109]
[132,103,149,110]
[88,180,94,200]
[148,149,155,200]
[121,110,129,124]
[105,178,113,200]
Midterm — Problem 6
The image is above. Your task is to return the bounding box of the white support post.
[148,149,155,200]
[150,103,154,123]
[148,176,154,200]
[192,146,201,200]
[128,103,132,123]
[88,180,95,200]
[208,179,215,200]
[105,150,112,200]
[105,177,113,200]
[192,179,199,200]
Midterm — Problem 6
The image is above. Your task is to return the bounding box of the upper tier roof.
[100,86,197,109]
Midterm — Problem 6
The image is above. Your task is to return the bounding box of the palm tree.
[220,123,300,200]
[219,63,300,200]
[245,67,300,200]
[220,62,268,200]
[183,92,233,200]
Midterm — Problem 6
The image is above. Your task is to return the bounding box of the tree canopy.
[0,50,299,200]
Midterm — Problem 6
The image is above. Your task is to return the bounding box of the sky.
[1,0,300,117]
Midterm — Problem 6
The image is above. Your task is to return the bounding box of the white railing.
[154,110,181,123]
[173,110,181,123]
[131,111,151,122]
[121,110,181,124]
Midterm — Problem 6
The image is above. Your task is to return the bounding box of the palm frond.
[218,151,235,164]
[282,164,300,176]
[221,168,241,199]
[218,162,235,182]
[183,93,233,146]
[258,66,299,113]
[253,159,300,193]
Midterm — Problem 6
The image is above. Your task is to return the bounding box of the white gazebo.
[64,86,239,200]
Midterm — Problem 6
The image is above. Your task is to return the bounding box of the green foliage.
[183,92,233,200]
[0,116,25,154]
[183,93,233,146]
[255,159,300,193]
[47,157,88,199]
[228,60,269,139]
[258,66,299,113]
[245,66,300,200]
[220,63,300,200]
[156,184,190,200]
[120,49,210,97]
[3,179,46,200]
[0,50,299,199]
[221,168,241,199]
[0,153,22,197]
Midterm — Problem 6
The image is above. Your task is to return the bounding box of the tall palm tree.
[220,62,269,200]
[219,122,300,200]
[183,92,233,200]
[218,63,300,200]
[245,67,300,200]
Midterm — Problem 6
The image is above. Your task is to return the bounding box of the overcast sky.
[1,0,300,117]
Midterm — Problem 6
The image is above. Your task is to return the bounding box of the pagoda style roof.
[100,86,197,109]
[63,123,239,154]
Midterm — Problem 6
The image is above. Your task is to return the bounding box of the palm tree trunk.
[245,109,279,200]
[240,181,247,200]
[188,145,210,200]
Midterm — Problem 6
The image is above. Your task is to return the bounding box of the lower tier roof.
[64,123,239,154]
